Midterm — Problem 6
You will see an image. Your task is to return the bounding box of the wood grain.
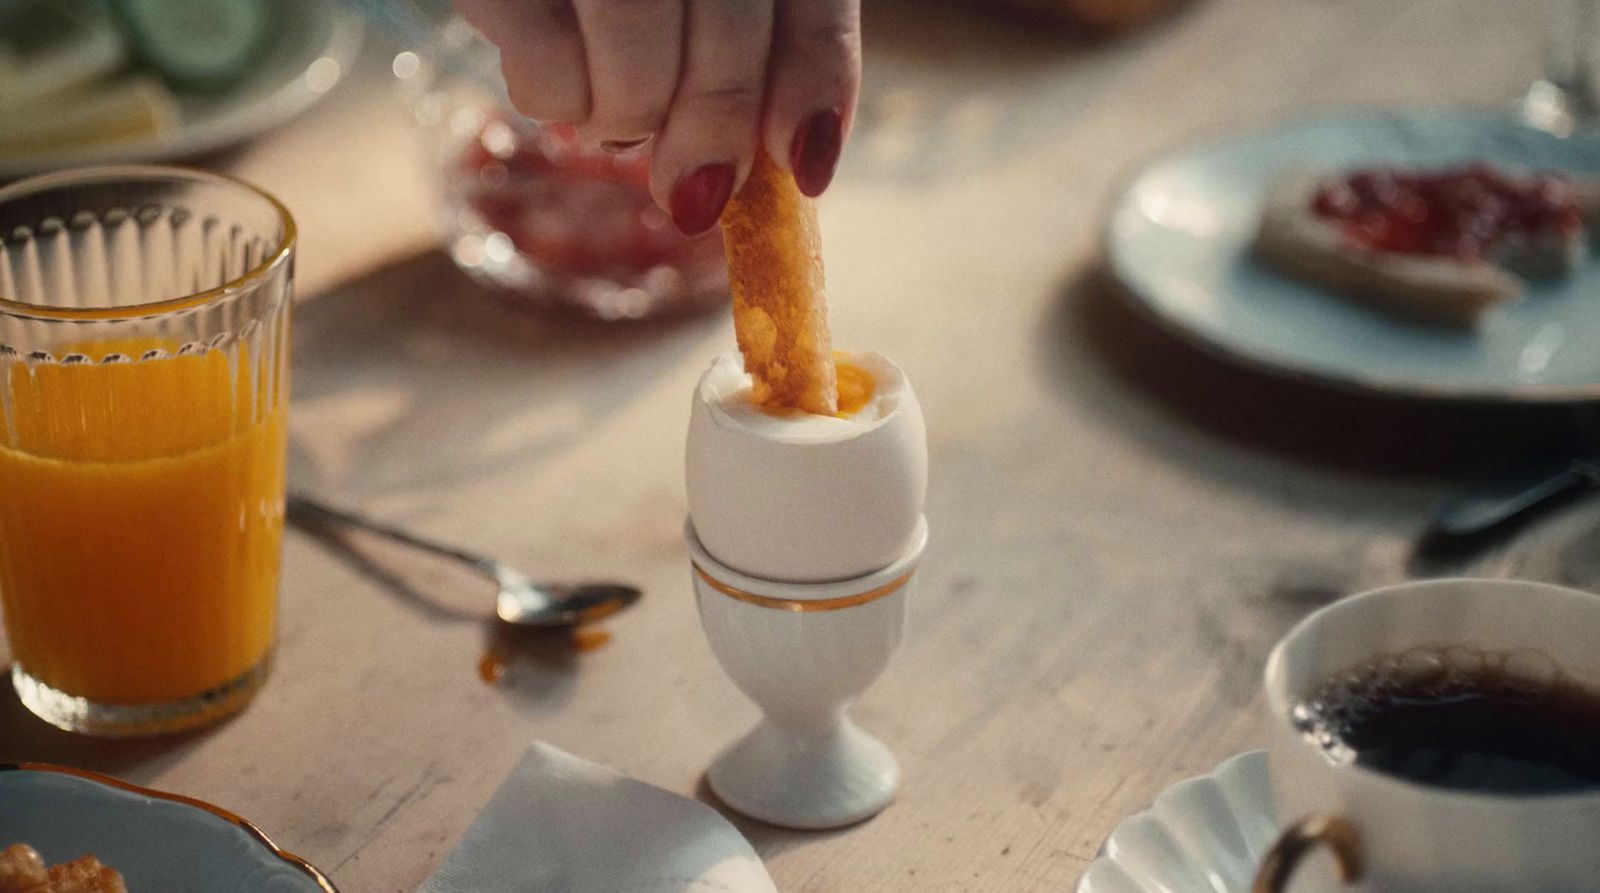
[3,3,1595,891]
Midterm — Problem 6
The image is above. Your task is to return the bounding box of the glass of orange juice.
[0,167,293,736]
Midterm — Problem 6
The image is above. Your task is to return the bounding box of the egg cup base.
[708,717,899,830]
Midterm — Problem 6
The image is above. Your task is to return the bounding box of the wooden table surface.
[5,1,1598,890]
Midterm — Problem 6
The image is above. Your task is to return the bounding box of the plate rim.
[1104,105,1600,405]
[0,762,340,892]
[0,6,367,179]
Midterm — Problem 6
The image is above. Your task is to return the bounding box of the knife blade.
[1430,454,1600,539]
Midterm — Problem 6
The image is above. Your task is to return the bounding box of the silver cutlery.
[286,493,641,627]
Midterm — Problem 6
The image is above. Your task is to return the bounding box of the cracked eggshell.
[686,351,927,583]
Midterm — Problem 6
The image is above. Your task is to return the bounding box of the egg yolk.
[755,357,876,418]
[833,360,875,417]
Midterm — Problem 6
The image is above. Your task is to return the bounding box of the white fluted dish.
[688,517,927,830]
[1077,751,1276,893]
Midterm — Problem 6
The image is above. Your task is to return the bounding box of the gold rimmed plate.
[0,763,337,891]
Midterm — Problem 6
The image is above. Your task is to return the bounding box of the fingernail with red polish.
[790,108,843,197]
[670,163,737,235]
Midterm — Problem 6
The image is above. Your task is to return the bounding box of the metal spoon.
[286,493,641,627]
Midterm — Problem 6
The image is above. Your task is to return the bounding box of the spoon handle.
[286,492,495,573]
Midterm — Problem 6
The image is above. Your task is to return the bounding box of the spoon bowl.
[287,493,641,628]
[493,573,642,627]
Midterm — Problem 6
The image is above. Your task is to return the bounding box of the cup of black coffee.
[1254,578,1600,893]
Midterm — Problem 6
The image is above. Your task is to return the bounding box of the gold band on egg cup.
[692,563,914,612]
[684,516,928,612]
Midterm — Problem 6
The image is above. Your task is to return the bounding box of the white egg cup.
[687,516,928,830]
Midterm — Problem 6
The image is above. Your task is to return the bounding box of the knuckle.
[505,81,586,123]
[683,80,763,115]
[580,0,667,27]
[536,0,579,29]
[790,20,860,59]
[584,104,665,139]
[587,0,662,12]
[500,53,590,122]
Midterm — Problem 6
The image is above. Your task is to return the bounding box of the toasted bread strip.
[720,151,837,414]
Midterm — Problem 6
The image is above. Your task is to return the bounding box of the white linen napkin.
[419,742,778,893]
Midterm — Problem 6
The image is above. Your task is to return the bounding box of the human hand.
[454,0,862,235]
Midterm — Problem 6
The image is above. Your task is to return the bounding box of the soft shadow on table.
[288,520,485,625]
[1531,512,1600,587]
[289,249,724,498]
[1047,263,1596,482]
[286,510,584,711]
[1047,264,1600,657]
[690,773,862,859]
[0,681,223,783]
[477,620,586,712]
[1408,499,1600,589]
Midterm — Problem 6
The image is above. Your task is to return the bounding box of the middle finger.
[572,0,684,141]
[650,0,775,234]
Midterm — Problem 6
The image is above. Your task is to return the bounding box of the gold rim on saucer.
[0,763,339,892]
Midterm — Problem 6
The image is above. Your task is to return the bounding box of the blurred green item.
[111,0,270,90]
[0,0,184,158]
[0,0,128,107]
[0,75,177,157]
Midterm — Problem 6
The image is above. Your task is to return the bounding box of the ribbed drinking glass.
[0,166,294,736]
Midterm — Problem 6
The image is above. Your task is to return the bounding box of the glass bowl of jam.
[397,20,728,320]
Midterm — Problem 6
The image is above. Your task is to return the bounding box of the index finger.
[763,0,861,197]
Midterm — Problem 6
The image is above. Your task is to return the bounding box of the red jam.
[457,119,725,279]
[1310,165,1583,260]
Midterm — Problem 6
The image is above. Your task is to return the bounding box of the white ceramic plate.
[1076,751,1274,893]
[0,764,337,891]
[0,2,365,179]
[1107,111,1600,402]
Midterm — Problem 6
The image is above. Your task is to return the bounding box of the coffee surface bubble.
[1292,647,1600,795]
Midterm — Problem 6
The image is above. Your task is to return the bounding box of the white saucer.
[1076,751,1275,893]
[1107,110,1600,401]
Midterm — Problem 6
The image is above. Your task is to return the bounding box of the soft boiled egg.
[686,351,928,583]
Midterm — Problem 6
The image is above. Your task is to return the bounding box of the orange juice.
[0,340,286,704]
